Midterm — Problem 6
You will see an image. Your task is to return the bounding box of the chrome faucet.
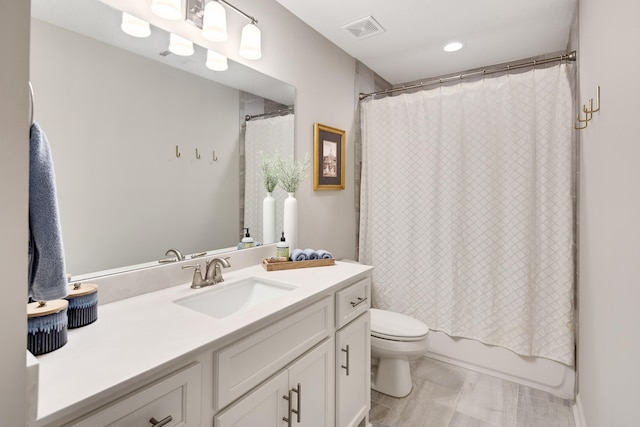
[182,257,231,289]
[165,248,185,261]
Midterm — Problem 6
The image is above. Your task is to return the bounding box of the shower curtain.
[359,65,575,365]
[244,114,294,242]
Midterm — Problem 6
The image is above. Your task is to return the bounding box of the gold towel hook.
[591,85,601,113]
[195,148,201,160]
[175,145,181,158]
[574,113,589,130]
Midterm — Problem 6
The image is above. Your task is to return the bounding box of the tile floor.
[369,357,575,427]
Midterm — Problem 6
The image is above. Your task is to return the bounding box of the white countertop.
[34,261,372,426]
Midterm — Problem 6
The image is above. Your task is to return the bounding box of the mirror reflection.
[30,0,295,277]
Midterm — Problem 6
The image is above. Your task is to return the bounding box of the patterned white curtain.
[244,114,294,243]
[359,65,575,365]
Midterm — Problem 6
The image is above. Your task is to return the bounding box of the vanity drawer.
[336,277,371,329]
[71,362,202,427]
[215,296,332,410]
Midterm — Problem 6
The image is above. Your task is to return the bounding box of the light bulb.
[443,41,465,52]
[206,50,228,71]
[202,1,227,42]
[239,22,261,60]
[121,12,151,38]
[150,0,182,20]
[169,33,194,56]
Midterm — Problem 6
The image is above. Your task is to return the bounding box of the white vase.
[283,192,298,250]
[262,192,276,244]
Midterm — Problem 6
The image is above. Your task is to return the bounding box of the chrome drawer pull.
[282,390,293,427]
[341,345,350,376]
[149,415,172,427]
[350,296,368,308]
[291,383,301,422]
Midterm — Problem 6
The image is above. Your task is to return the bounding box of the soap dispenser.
[276,232,289,259]
[241,228,254,249]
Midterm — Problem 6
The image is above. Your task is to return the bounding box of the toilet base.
[371,357,413,398]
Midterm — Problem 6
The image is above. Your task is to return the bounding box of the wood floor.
[369,357,575,427]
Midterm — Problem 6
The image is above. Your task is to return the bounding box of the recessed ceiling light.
[443,41,465,52]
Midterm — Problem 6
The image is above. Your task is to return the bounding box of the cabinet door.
[336,312,371,427]
[215,371,289,427]
[287,338,335,427]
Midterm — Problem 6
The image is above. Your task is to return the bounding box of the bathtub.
[424,330,575,399]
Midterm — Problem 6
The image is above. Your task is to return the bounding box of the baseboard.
[573,393,587,427]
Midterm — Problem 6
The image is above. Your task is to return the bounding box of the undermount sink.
[174,277,297,319]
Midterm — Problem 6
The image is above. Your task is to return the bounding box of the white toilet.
[370,308,430,398]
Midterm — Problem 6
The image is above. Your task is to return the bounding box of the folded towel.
[28,123,68,301]
[303,248,319,260]
[290,248,306,261]
[316,249,333,259]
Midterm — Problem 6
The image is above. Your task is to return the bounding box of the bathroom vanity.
[32,258,372,427]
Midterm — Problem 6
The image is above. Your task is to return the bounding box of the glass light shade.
[239,23,261,60]
[202,1,227,42]
[206,50,228,71]
[150,0,182,20]
[121,13,151,38]
[169,33,194,56]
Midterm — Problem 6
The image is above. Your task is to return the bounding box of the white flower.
[259,152,279,193]
[275,153,310,193]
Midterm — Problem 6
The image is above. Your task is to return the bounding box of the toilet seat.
[370,308,429,342]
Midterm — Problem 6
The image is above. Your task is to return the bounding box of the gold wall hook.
[195,148,201,159]
[574,114,588,130]
[212,150,218,161]
[175,145,181,158]
[575,85,601,130]
[590,85,601,113]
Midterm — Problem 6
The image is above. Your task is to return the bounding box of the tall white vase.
[262,192,276,244]
[283,192,298,250]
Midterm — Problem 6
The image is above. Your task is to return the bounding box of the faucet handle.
[182,264,200,270]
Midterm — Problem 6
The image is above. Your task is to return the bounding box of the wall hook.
[212,150,218,161]
[195,148,201,160]
[575,85,601,131]
[175,145,181,158]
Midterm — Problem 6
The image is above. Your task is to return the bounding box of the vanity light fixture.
[443,41,465,52]
[151,0,182,21]
[121,12,151,38]
[206,49,228,71]
[169,33,195,56]
[186,0,261,60]
[239,21,261,60]
[202,0,228,42]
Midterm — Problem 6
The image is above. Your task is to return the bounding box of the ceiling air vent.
[341,16,385,40]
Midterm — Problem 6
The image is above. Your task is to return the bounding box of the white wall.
[30,19,240,275]
[578,0,640,425]
[0,1,29,425]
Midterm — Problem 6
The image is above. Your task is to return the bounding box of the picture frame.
[313,123,346,190]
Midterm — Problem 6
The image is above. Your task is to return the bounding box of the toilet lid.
[370,308,429,341]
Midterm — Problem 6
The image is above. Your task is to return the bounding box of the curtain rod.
[359,51,576,101]
[245,106,294,121]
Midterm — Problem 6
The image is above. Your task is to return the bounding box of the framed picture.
[313,123,345,190]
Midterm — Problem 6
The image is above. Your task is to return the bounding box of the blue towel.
[303,248,319,260]
[28,123,68,301]
[290,248,306,261]
[316,249,333,259]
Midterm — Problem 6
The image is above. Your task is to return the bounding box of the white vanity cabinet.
[335,277,372,427]
[215,339,334,427]
[35,263,374,427]
[69,362,202,427]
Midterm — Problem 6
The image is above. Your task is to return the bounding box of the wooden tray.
[261,257,335,271]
